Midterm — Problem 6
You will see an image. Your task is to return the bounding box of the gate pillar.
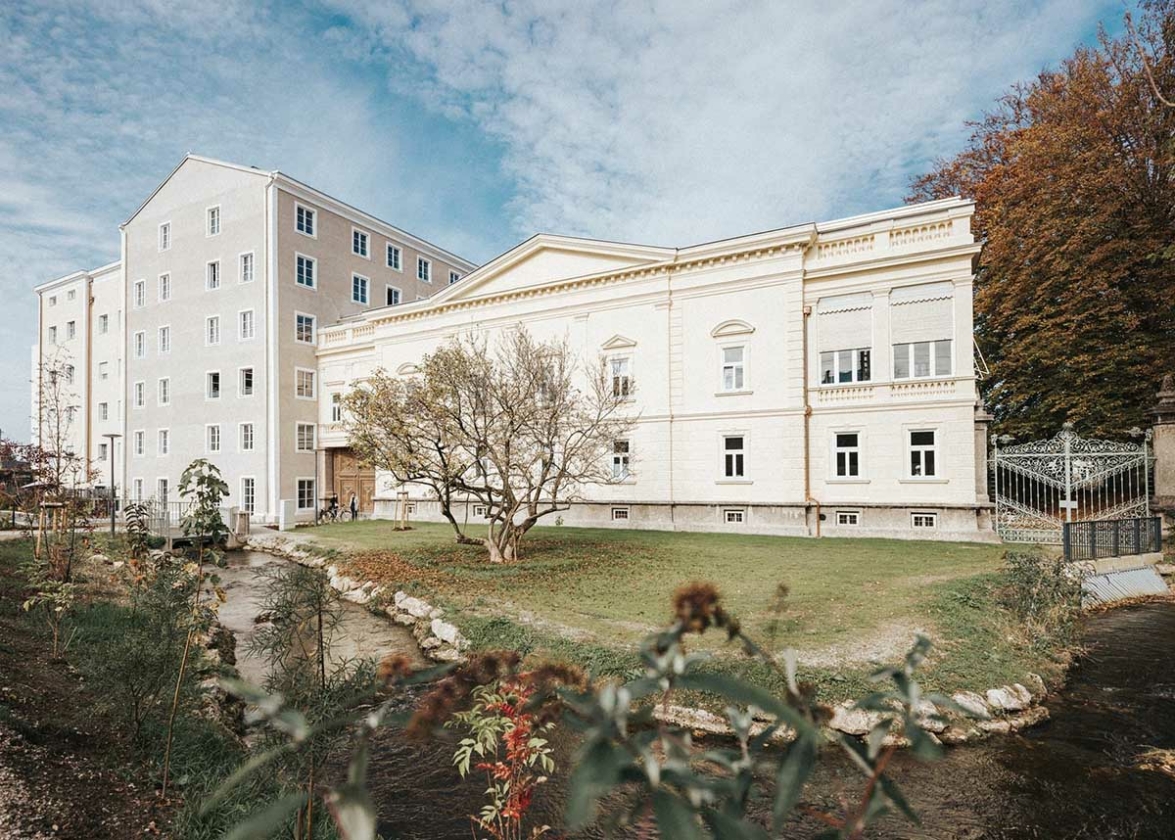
[974,400,994,505]
[1150,374,1175,522]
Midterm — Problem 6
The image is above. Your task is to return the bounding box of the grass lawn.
[298,521,1063,701]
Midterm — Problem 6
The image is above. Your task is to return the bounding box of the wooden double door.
[329,448,376,513]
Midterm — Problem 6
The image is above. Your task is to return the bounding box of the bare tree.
[344,327,633,562]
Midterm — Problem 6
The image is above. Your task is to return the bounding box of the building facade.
[316,198,995,541]
[31,155,474,520]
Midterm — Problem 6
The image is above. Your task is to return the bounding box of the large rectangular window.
[207,424,221,453]
[909,430,937,477]
[297,479,316,510]
[134,381,145,408]
[240,422,255,451]
[159,222,171,251]
[611,440,630,480]
[207,206,221,236]
[721,346,745,391]
[134,331,146,359]
[157,377,170,406]
[295,312,316,344]
[834,432,860,477]
[159,273,171,301]
[207,371,221,400]
[240,252,255,283]
[295,368,316,399]
[296,422,316,452]
[723,435,745,478]
[206,260,220,290]
[611,357,631,399]
[386,286,401,306]
[66,321,76,340]
[158,429,170,456]
[133,430,144,456]
[158,325,171,354]
[241,477,256,514]
[820,348,871,385]
[133,280,146,308]
[206,315,220,345]
[98,401,108,421]
[331,392,342,422]
[351,274,369,304]
[893,340,952,380]
[239,367,254,396]
[352,229,369,257]
[387,244,401,270]
[296,204,316,236]
[296,254,316,288]
[417,257,431,282]
[239,309,255,341]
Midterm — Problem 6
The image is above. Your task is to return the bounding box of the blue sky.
[0,0,1126,440]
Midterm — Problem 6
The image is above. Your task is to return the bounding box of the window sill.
[818,381,873,389]
[898,478,949,484]
[715,479,753,485]
[714,389,754,397]
[826,478,870,485]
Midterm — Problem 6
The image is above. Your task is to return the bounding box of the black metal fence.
[1062,517,1162,561]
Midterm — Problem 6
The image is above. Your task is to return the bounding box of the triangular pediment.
[601,334,637,351]
[433,235,674,304]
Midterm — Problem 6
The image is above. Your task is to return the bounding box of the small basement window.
[723,508,746,524]
[611,507,630,522]
[836,510,860,526]
[473,504,488,518]
[911,512,938,529]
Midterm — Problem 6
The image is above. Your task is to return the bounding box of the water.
[221,552,1175,838]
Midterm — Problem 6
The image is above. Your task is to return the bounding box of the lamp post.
[102,433,121,538]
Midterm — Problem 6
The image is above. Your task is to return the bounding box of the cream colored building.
[317,197,996,541]
[32,155,474,520]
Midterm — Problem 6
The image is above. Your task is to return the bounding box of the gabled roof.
[120,154,270,229]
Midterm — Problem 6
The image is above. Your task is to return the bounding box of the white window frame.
[206,204,221,237]
[295,253,317,290]
[238,366,255,397]
[206,370,222,401]
[351,227,370,259]
[133,477,144,500]
[449,270,461,285]
[722,508,746,524]
[296,477,316,510]
[238,308,256,341]
[133,279,146,309]
[158,325,171,355]
[157,377,170,406]
[911,511,938,529]
[892,340,953,381]
[907,428,939,479]
[132,430,145,457]
[158,221,171,251]
[820,347,872,386]
[611,507,630,522]
[66,321,76,340]
[206,260,221,291]
[97,442,108,461]
[157,477,170,501]
[47,326,56,345]
[386,243,402,271]
[610,356,632,400]
[98,361,109,381]
[385,285,401,306]
[47,295,56,307]
[295,367,316,400]
[611,439,631,481]
[295,422,316,453]
[295,203,317,238]
[133,381,145,409]
[836,510,861,526]
[67,289,75,301]
[239,422,255,452]
[720,433,747,480]
[239,251,255,284]
[206,423,221,454]
[295,311,316,344]
[205,315,220,346]
[98,313,108,334]
[158,273,171,302]
[133,330,146,359]
[472,504,489,519]
[240,476,256,514]
[351,273,369,305]
[831,430,863,480]
[719,344,748,393]
[97,401,108,421]
[417,257,431,283]
[157,428,170,457]
[330,392,342,423]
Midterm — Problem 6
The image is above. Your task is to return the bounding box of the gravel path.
[0,725,57,840]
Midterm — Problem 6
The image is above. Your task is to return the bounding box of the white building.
[31,156,994,540]
[317,197,995,541]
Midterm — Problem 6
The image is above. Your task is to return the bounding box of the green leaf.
[772,731,817,828]
[703,807,772,840]
[565,739,630,829]
[652,788,704,840]
[327,782,377,840]
[222,791,307,840]
[200,743,296,814]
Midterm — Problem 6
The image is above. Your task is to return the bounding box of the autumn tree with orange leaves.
[910,1,1175,439]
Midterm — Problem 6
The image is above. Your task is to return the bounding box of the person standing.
[349,492,358,521]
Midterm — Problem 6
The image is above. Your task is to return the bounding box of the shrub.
[998,551,1084,647]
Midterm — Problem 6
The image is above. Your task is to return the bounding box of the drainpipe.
[802,304,820,536]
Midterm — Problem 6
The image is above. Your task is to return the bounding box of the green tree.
[909,1,1175,439]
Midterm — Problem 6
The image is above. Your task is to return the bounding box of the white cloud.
[335,0,1117,244]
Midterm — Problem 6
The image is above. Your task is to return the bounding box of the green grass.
[300,521,1061,698]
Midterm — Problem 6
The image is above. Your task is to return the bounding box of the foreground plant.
[210,582,964,838]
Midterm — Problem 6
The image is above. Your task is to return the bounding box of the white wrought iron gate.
[991,423,1151,544]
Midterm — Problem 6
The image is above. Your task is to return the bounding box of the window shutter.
[817,293,872,351]
[890,282,953,344]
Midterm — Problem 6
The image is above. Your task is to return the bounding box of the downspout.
[802,303,820,537]
[84,276,93,482]
[666,253,678,529]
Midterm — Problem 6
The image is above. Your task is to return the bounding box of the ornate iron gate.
[991,424,1151,544]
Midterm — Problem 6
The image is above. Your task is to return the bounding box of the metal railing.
[1062,517,1162,562]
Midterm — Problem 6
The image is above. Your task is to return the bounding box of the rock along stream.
[218,551,1175,839]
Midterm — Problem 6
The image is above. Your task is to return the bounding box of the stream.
[218,551,1175,839]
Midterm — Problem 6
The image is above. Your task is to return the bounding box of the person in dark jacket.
[349,492,358,521]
